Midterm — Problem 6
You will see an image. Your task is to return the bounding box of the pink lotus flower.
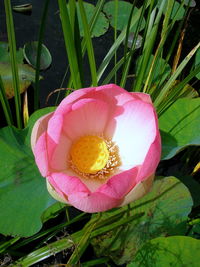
[31,84,161,213]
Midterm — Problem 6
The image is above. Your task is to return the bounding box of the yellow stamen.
[70,135,109,174]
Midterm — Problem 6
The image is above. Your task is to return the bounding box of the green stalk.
[133,0,164,92]
[0,236,20,254]
[58,0,82,89]
[68,0,76,33]
[114,0,118,84]
[68,0,85,87]
[63,0,105,95]
[157,64,200,116]
[0,75,13,126]
[34,0,50,110]
[144,0,187,94]
[78,0,97,86]
[102,54,128,85]
[120,0,136,87]
[120,0,147,88]
[13,211,143,266]
[154,42,200,108]
[4,0,22,128]
[97,0,151,83]
[11,213,87,250]
[67,213,101,265]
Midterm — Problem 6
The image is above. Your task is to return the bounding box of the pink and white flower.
[31,84,161,213]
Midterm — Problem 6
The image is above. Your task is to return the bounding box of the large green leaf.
[159,98,200,160]
[128,236,200,267]
[91,177,193,265]
[103,1,145,32]
[178,175,200,208]
[0,108,57,237]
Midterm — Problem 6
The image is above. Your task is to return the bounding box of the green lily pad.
[159,98,200,160]
[128,236,200,267]
[75,2,109,37]
[0,62,35,99]
[183,0,196,7]
[0,42,24,64]
[23,41,52,70]
[103,1,145,32]
[178,175,200,208]
[91,176,193,265]
[0,42,36,98]
[157,0,185,21]
[0,107,57,237]
[124,33,143,49]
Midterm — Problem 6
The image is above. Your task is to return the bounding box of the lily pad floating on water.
[23,41,52,70]
[0,42,24,64]
[73,2,109,38]
[0,63,35,99]
[0,42,36,99]
[183,0,196,7]
[159,97,200,160]
[127,236,200,267]
[103,1,146,32]
[124,33,143,49]
[0,109,57,237]
[157,0,185,21]
[91,176,193,265]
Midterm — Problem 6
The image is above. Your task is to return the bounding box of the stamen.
[69,136,121,180]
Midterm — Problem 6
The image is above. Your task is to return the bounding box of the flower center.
[70,135,109,174]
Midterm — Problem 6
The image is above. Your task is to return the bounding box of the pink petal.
[120,174,154,206]
[110,100,157,169]
[46,113,73,171]
[47,172,122,213]
[131,92,152,104]
[55,84,135,119]
[97,166,139,199]
[47,114,64,144]
[54,87,94,115]
[94,84,134,106]
[34,132,50,177]
[62,98,109,140]
[50,133,72,171]
[48,172,90,196]
[137,131,161,183]
[68,191,122,213]
[31,112,54,151]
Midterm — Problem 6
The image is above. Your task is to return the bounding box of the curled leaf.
[23,41,52,70]
[13,4,32,14]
